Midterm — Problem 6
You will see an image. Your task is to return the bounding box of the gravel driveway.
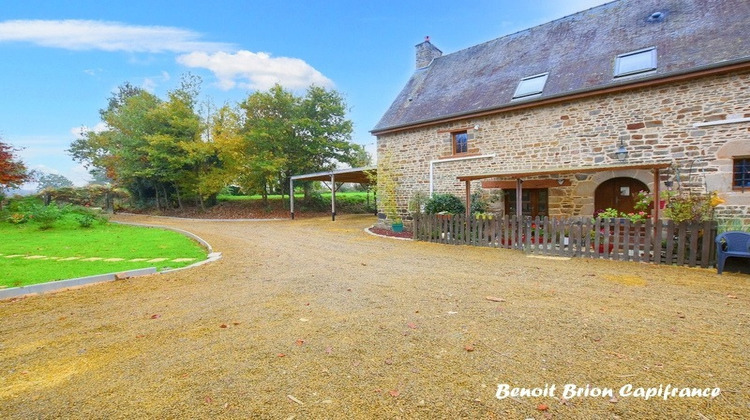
[1,214,748,418]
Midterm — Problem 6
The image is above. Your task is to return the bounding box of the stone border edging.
[364,227,413,241]
[0,267,157,300]
[0,222,222,300]
[110,221,223,273]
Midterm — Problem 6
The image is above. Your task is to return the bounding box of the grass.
[218,191,371,203]
[218,191,376,213]
[0,215,207,288]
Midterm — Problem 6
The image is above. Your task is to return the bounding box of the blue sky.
[0,0,608,187]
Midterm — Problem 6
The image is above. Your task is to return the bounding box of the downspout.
[429,154,496,197]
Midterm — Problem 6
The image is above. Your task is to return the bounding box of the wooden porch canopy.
[457,162,672,222]
[289,166,375,221]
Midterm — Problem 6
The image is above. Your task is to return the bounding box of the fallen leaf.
[677,313,686,319]
[295,339,305,346]
[537,403,549,411]
[485,296,506,302]
[150,314,160,319]
[277,353,286,357]
[220,324,228,328]
[609,396,619,403]
[727,294,738,299]
[287,395,304,405]
[389,389,400,397]
[205,396,213,404]
[232,322,240,326]
[464,344,475,352]
[407,322,418,329]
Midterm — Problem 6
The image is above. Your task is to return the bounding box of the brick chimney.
[415,36,442,69]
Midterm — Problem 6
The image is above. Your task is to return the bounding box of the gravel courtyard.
[1,214,748,419]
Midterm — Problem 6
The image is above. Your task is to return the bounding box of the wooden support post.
[516,178,523,241]
[465,180,471,221]
[290,178,295,219]
[515,179,523,219]
[653,168,660,225]
[331,174,336,221]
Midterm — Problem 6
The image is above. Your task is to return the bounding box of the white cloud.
[71,122,108,139]
[177,50,333,91]
[84,68,103,76]
[142,78,157,93]
[0,19,232,53]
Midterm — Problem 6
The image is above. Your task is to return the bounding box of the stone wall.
[376,71,750,223]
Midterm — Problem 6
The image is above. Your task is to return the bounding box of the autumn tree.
[0,139,30,204]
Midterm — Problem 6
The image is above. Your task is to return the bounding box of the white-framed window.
[513,72,549,99]
[614,47,657,77]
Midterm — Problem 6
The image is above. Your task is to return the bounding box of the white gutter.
[429,154,496,196]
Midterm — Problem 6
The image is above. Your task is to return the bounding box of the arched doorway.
[594,177,649,215]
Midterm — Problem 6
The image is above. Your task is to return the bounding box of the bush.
[31,203,62,230]
[302,191,328,212]
[470,192,489,215]
[424,194,465,215]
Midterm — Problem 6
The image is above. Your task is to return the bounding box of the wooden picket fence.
[412,214,718,268]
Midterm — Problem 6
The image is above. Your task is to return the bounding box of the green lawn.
[0,218,207,288]
[218,191,370,202]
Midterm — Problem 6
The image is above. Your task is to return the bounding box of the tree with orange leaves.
[0,139,29,193]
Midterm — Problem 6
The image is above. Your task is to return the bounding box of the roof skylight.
[615,47,657,77]
[513,72,549,99]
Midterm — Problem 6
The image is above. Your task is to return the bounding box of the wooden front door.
[594,177,649,215]
[504,189,548,218]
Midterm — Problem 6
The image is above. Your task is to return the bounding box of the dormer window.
[615,47,657,77]
[513,73,549,99]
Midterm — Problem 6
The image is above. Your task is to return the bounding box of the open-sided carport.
[289,166,375,221]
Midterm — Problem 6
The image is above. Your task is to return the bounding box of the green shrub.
[424,194,465,215]
[302,191,328,211]
[31,204,62,230]
[470,192,489,215]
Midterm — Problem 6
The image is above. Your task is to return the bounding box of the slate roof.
[372,0,750,133]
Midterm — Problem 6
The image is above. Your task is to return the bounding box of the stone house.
[371,0,750,224]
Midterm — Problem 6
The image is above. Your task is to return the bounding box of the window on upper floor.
[614,47,657,78]
[452,130,468,155]
[733,157,750,191]
[513,73,549,99]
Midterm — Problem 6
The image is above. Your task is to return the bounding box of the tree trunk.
[162,185,171,209]
[261,179,269,207]
[174,183,183,209]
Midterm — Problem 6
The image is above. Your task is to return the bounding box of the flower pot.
[391,222,404,233]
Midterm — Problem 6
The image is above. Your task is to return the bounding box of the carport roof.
[457,162,671,182]
[290,166,376,184]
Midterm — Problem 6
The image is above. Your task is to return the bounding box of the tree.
[69,75,223,209]
[237,84,359,204]
[0,140,29,193]
[36,172,74,192]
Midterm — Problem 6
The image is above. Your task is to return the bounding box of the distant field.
[0,217,207,288]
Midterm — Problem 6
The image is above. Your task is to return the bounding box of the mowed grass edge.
[0,220,207,288]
